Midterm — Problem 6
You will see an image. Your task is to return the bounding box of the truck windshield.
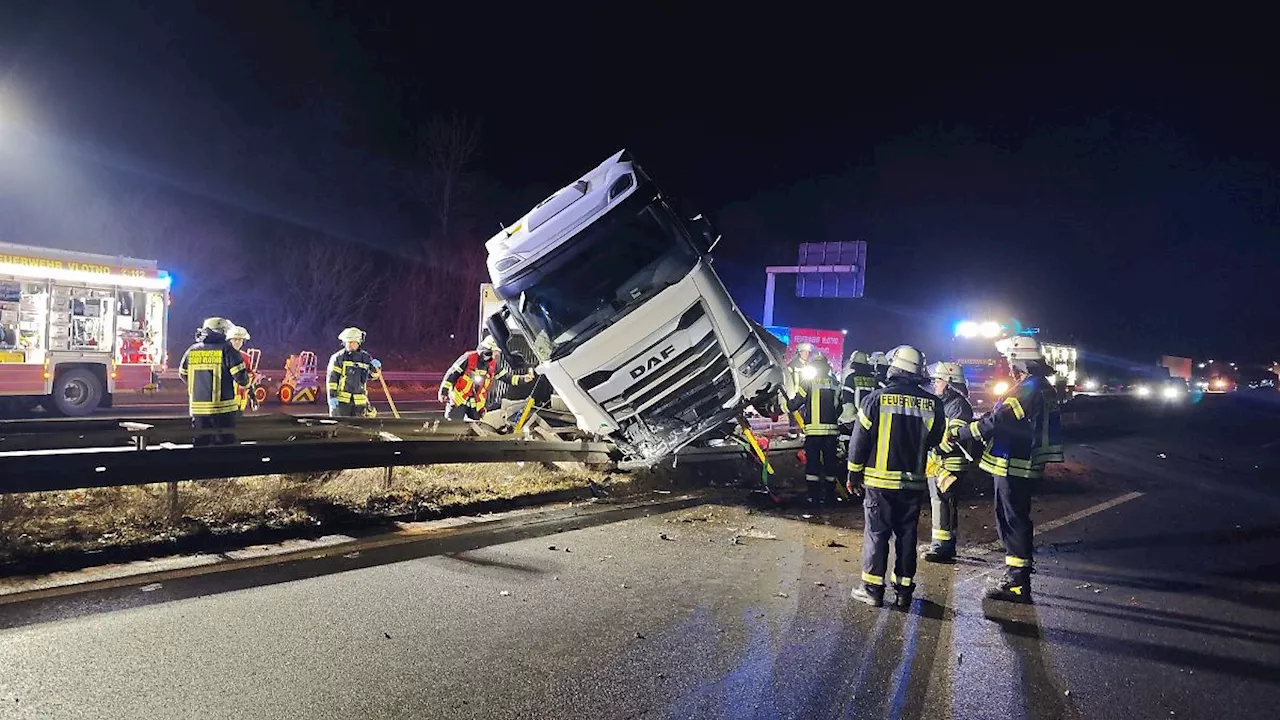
[500,191,700,361]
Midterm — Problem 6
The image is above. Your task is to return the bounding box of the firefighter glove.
[846,470,864,500]
[328,397,339,412]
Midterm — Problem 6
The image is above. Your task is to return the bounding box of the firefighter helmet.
[479,335,499,351]
[887,345,924,375]
[998,335,1041,361]
[338,327,366,344]
[869,351,887,368]
[226,325,250,341]
[928,361,966,384]
[796,342,814,354]
[201,317,234,335]
[847,350,869,366]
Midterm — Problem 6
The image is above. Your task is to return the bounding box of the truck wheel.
[52,368,104,416]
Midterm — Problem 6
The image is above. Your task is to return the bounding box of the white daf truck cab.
[483,150,786,464]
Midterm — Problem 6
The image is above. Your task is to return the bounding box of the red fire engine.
[0,242,170,416]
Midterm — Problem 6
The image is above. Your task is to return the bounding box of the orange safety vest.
[450,352,497,408]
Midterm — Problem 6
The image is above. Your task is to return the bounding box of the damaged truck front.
[483,150,786,465]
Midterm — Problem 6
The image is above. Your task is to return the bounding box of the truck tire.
[52,368,104,416]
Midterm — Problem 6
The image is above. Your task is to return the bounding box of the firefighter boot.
[850,583,885,608]
[824,480,838,506]
[806,480,823,506]
[985,569,1032,603]
[892,584,914,611]
[924,541,956,563]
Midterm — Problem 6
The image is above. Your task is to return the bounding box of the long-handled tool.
[514,374,546,434]
[377,373,401,419]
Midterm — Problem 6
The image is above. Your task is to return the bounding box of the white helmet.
[226,325,250,341]
[928,361,966,384]
[869,351,887,367]
[886,345,924,375]
[998,335,1041,361]
[479,335,499,351]
[796,342,814,354]
[338,327,365,343]
[201,317,234,335]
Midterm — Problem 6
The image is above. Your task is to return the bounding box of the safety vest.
[447,352,497,409]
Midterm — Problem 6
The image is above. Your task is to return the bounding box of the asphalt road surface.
[1,394,1278,719]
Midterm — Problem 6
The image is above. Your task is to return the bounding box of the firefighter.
[179,317,250,446]
[226,325,254,413]
[946,336,1063,601]
[847,345,945,609]
[787,342,815,388]
[840,350,878,425]
[869,351,889,387]
[923,361,975,562]
[786,353,842,505]
[439,336,533,421]
[327,327,382,418]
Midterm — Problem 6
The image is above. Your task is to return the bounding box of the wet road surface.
[1,394,1278,718]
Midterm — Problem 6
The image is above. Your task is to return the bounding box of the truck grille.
[596,331,734,424]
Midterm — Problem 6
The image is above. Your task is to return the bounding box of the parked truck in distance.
[482,150,786,465]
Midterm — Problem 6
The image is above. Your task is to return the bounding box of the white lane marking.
[1033,491,1145,537]
[961,491,1145,560]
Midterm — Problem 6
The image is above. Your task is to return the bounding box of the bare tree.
[414,112,481,248]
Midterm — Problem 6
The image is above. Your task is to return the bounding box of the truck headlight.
[1162,386,1180,399]
[738,349,768,379]
[1136,385,1151,397]
[1084,379,1099,391]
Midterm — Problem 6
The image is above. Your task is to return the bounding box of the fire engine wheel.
[253,386,269,404]
[52,368,104,417]
[279,384,295,404]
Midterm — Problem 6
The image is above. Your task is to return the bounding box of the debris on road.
[344,552,361,559]
[777,592,789,598]
[140,583,162,593]
[1158,453,1167,459]
[499,590,511,597]
[822,539,847,548]
[548,545,557,551]
[741,528,778,540]
[634,632,645,639]
[383,632,391,639]
[659,533,676,541]
[814,581,826,587]
[1076,583,1092,589]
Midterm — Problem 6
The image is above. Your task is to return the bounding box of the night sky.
[2,2,1277,365]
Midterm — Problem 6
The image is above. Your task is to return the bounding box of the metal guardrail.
[0,435,619,494]
[0,414,803,496]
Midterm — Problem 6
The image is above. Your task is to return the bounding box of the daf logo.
[630,345,676,379]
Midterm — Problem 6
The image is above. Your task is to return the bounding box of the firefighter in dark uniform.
[947,335,1063,602]
[923,361,975,562]
[847,345,945,609]
[840,350,878,426]
[179,317,250,446]
[869,351,889,388]
[786,353,842,505]
[327,327,381,418]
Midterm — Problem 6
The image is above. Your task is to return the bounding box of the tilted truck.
[481,150,787,465]
[0,241,171,416]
